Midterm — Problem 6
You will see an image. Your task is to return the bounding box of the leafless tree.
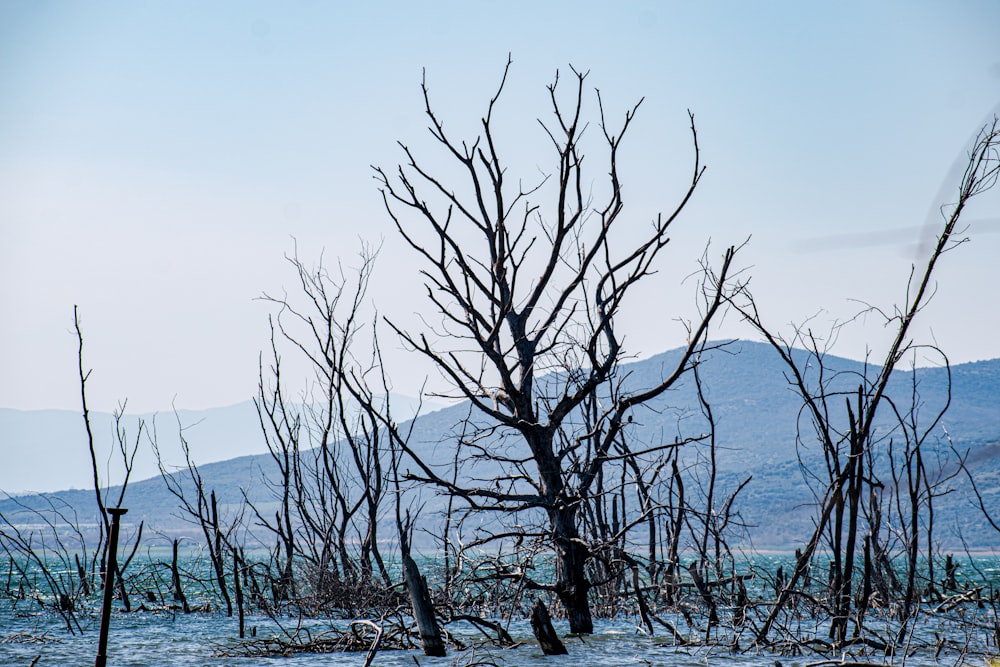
[731,117,1000,647]
[74,307,145,610]
[374,58,742,633]
[0,308,146,630]
[252,247,401,615]
[153,415,243,617]
[0,494,89,633]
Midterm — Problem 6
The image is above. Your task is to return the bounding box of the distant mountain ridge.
[0,393,442,494]
[3,340,999,549]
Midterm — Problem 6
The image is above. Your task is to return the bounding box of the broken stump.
[530,598,568,655]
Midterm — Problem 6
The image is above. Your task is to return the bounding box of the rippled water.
[3,555,999,666]
[0,612,832,667]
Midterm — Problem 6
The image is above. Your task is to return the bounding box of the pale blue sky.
[2,1,999,413]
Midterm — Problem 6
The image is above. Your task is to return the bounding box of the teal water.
[2,554,999,666]
[0,612,817,667]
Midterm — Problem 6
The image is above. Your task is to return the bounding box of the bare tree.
[154,416,242,617]
[252,247,400,614]
[374,58,741,633]
[75,307,144,611]
[0,308,146,632]
[732,117,1000,647]
[0,494,89,633]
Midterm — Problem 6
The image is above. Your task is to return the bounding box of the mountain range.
[0,394,440,494]
[3,340,999,550]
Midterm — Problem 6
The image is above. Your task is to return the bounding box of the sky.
[2,0,1000,418]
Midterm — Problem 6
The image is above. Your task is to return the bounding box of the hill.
[0,394,441,494]
[3,340,999,550]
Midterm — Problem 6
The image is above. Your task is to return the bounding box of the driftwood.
[804,661,894,667]
[530,598,568,655]
[932,586,984,614]
[449,613,515,645]
[354,620,383,667]
[215,624,403,658]
[673,573,753,590]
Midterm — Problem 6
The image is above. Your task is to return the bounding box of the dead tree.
[399,519,446,657]
[374,58,741,633]
[170,539,190,613]
[251,247,405,619]
[154,415,242,617]
[75,307,144,610]
[0,495,89,633]
[877,358,969,640]
[0,308,145,631]
[530,598,568,655]
[733,117,1000,647]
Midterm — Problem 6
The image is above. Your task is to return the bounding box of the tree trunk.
[402,552,445,657]
[233,548,245,638]
[114,562,130,612]
[686,561,719,625]
[75,553,91,597]
[552,513,593,634]
[530,598,568,655]
[210,491,233,616]
[171,539,190,613]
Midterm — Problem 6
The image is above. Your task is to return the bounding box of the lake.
[3,553,999,666]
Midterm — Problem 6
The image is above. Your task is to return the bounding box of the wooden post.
[95,507,127,667]
[530,598,568,655]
